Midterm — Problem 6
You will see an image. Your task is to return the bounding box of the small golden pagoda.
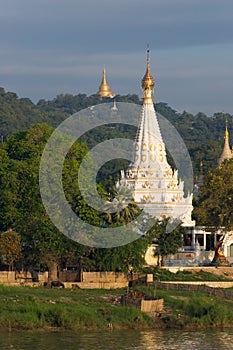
[218,119,233,166]
[97,68,115,98]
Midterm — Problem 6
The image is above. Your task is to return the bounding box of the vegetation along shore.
[0,283,233,332]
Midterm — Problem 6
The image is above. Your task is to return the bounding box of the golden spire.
[225,119,229,139]
[200,160,203,174]
[218,119,232,166]
[142,48,155,104]
[98,67,115,98]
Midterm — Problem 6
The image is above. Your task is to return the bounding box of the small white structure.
[219,230,233,263]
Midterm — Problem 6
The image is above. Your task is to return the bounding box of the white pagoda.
[218,120,233,166]
[119,51,194,226]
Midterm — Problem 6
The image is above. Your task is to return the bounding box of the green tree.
[0,228,22,270]
[103,186,141,225]
[147,218,185,266]
[193,159,233,230]
[0,123,98,278]
[90,235,150,273]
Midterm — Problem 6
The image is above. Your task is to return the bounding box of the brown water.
[0,329,232,349]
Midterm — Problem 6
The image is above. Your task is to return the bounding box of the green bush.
[183,296,231,327]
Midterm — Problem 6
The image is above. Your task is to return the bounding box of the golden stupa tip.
[98,67,115,98]
[142,48,155,104]
[142,48,155,88]
[200,160,203,174]
[225,119,229,139]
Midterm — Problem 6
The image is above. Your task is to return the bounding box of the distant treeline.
[0,87,232,175]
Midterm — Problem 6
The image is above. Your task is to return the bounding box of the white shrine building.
[108,51,232,266]
[119,50,194,227]
[116,52,233,266]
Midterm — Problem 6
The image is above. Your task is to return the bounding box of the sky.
[1,0,233,116]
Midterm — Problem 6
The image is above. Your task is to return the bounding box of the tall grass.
[0,285,152,330]
[0,284,232,330]
[182,296,231,327]
[135,285,233,328]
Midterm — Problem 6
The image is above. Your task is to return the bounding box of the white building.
[119,50,194,227]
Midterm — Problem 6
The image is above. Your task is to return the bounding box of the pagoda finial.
[142,46,155,105]
[225,119,229,139]
[147,44,150,67]
[103,66,106,80]
[200,160,203,174]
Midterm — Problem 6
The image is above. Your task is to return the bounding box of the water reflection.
[0,329,233,350]
[139,330,164,349]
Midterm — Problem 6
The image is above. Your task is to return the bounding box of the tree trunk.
[161,255,165,267]
[48,261,58,281]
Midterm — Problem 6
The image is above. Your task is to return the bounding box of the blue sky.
[1,0,233,115]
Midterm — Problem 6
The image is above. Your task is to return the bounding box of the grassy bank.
[0,284,232,331]
[135,285,233,329]
[142,267,233,282]
[0,285,153,331]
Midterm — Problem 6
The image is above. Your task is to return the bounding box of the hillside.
[0,86,232,175]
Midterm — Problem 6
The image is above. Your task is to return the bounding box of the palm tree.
[103,185,141,225]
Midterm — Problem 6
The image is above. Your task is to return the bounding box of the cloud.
[1,0,233,52]
[0,0,233,115]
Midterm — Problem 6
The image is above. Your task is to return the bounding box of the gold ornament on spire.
[142,48,155,104]
[98,68,115,98]
[225,119,229,139]
[200,160,203,173]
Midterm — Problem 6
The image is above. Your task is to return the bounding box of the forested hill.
[0,86,232,175]
[0,87,67,138]
[155,103,233,173]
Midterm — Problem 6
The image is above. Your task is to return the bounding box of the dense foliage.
[147,218,185,266]
[193,159,233,230]
[0,124,92,277]
[0,229,22,270]
[0,124,164,274]
[0,86,232,177]
[0,86,232,274]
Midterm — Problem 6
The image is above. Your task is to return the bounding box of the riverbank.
[0,284,232,331]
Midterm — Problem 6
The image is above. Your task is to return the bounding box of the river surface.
[0,329,233,350]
